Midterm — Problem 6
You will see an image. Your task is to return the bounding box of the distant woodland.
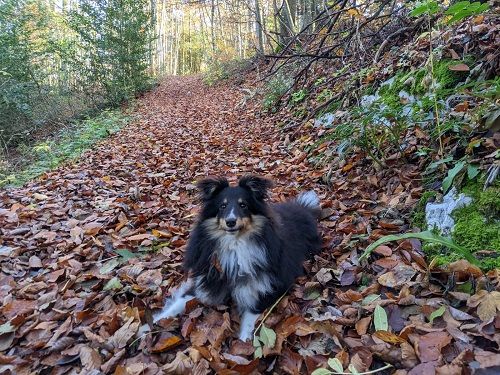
[0,0,330,148]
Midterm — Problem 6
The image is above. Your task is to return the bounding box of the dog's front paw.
[238,311,260,342]
[153,292,195,323]
[152,310,169,323]
[152,303,177,322]
[238,329,253,342]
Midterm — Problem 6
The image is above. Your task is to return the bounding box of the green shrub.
[0,0,79,146]
[0,0,154,148]
[0,109,129,187]
[263,73,293,112]
[69,0,155,106]
[291,89,307,104]
[202,59,251,86]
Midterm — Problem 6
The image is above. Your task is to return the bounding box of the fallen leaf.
[373,330,406,344]
[28,255,43,268]
[109,317,139,349]
[374,305,388,332]
[151,335,182,353]
[416,331,452,362]
[79,346,102,370]
[448,63,469,71]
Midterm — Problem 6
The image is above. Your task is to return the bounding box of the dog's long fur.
[153,175,321,340]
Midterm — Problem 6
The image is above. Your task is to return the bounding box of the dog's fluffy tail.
[296,191,321,216]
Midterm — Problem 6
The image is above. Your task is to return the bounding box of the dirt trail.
[2,76,498,374]
[0,76,330,373]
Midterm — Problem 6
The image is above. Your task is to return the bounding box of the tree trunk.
[254,0,264,54]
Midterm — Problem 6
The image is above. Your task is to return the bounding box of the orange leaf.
[342,163,354,172]
[373,330,406,344]
[151,335,182,353]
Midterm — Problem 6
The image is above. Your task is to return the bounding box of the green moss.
[411,190,438,229]
[461,181,500,219]
[453,207,500,252]
[378,72,407,111]
[434,59,468,89]
[429,253,463,267]
[450,181,500,270]
[477,188,500,219]
[407,58,472,97]
[418,181,500,271]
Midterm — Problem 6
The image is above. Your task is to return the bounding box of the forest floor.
[1,76,499,375]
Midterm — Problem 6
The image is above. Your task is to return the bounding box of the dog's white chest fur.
[217,234,266,278]
[216,234,272,310]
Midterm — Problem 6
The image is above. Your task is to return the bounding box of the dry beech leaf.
[373,245,392,257]
[416,331,452,363]
[471,291,500,321]
[373,330,406,344]
[109,317,139,349]
[162,350,193,374]
[448,63,469,71]
[79,346,102,370]
[355,316,372,335]
[151,335,182,353]
[28,255,43,268]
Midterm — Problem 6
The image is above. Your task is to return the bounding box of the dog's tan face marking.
[218,216,249,232]
[205,215,266,239]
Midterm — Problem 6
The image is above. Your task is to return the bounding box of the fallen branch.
[373,26,414,63]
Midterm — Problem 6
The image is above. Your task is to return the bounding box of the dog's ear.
[239,175,273,200]
[197,177,229,201]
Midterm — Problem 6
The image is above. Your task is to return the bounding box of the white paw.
[238,328,253,342]
[153,293,195,323]
[152,309,174,323]
[238,311,260,341]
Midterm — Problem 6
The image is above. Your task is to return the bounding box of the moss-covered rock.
[413,180,499,271]
[452,181,500,258]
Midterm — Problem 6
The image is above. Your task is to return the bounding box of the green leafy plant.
[409,1,440,17]
[311,360,393,375]
[263,73,293,112]
[317,88,333,103]
[253,324,276,359]
[434,155,481,194]
[359,230,478,265]
[291,89,307,104]
[442,160,466,193]
[445,1,489,24]
[252,291,287,358]
[0,109,129,187]
[373,305,388,331]
[429,305,446,324]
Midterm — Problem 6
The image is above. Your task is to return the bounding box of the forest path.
[0,76,332,373]
[1,76,497,375]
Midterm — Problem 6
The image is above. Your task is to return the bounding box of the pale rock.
[425,187,472,236]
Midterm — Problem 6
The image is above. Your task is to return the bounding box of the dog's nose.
[226,219,237,228]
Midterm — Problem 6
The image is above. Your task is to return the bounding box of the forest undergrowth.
[0,2,499,375]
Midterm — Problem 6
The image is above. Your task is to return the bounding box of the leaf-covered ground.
[1,76,499,374]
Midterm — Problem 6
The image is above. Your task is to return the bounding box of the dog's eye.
[239,203,247,209]
[220,203,227,210]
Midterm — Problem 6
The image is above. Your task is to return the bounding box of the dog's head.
[197,175,272,235]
